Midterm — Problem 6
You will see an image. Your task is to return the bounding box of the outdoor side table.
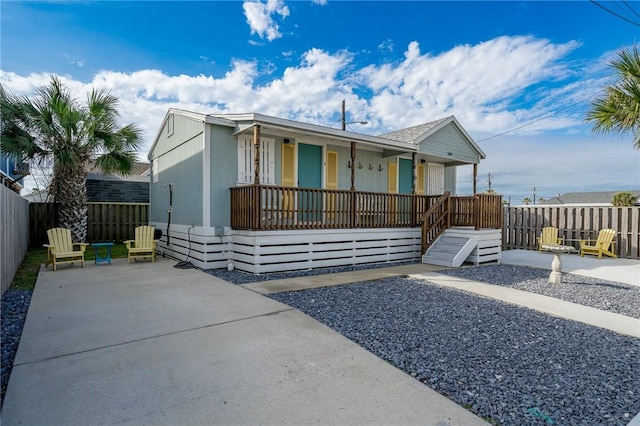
[91,242,115,265]
[541,244,578,284]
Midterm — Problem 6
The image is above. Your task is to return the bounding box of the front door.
[398,158,413,194]
[398,158,413,222]
[298,143,323,221]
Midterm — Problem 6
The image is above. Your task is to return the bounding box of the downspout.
[473,163,478,195]
[164,183,173,246]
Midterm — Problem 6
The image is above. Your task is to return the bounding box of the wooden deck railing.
[421,191,450,254]
[230,185,503,237]
[230,185,439,230]
[421,192,504,253]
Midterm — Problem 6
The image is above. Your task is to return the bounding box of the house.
[23,162,151,203]
[0,152,28,194]
[542,190,640,206]
[85,162,150,203]
[148,109,502,273]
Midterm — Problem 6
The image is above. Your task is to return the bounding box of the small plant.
[612,191,636,206]
[10,247,47,291]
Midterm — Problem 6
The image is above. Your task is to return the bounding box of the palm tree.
[586,45,640,149]
[612,191,636,206]
[0,76,142,241]
[522,197,532,205]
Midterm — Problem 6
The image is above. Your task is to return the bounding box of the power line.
[476,91,599,142]
[590,0,640,26]
[621,0,640,19]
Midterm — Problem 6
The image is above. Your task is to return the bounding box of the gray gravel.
[1,289,31,406]
[205,260,417,284]
[270,273,640,425]
[440,264,640,319]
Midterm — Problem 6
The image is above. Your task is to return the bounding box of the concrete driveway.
[2,258,485,425]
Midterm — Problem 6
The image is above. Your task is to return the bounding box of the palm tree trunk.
[55,165,88,242]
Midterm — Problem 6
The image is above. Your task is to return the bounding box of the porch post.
[253,124,261,185]
[411,152,417,226]
[350,141,356,227]
[350,142,356,191]
[473,163,478,195]
[411,152,416,194]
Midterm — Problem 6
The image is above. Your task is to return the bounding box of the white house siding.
[230,228,421,274]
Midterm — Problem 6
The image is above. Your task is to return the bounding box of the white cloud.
[311,0,327,5]
[378,39,394,54]
[242,0,290,41]
[359,36,581,131]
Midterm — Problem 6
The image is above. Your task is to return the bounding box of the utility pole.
[532,186,537,205]
[341,99,346,131]
[486,172,493,193]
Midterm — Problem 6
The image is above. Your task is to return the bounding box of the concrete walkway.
[2,258,485,425]
[500,249,640,287]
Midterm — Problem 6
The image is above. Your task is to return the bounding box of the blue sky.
[1,0,639,203]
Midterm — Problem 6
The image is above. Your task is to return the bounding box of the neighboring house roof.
[379,115,486,159]
[22,180,149,203]
[85,161,150,203]
[542,190,640,206]
[148,109,484,164]
[86,179,149,203]
[24,162,150,203]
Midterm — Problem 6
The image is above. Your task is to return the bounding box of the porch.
[230,184,503,254]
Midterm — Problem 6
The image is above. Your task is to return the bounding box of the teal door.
[398,158,413,222]
[298,143,323,221]
[398,158,413,194]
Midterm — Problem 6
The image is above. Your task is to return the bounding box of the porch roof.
[211,112,418,153]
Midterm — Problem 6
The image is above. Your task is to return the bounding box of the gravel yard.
[269,265,640,425]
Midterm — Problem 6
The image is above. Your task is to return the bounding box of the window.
[237,137,275,184]
[167,114,174,137]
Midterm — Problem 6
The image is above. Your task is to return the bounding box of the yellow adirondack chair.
[44,228,89,271]
[537,227,563,251]
[124,226,158,263]
[580,229,617,259]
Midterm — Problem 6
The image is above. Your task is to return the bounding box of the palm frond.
[586,45,640,149]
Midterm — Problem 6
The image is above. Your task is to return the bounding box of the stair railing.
[421,191,450,254]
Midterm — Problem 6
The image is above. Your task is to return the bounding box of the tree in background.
[522,197,532,205]
[0,76,142,241]
[586,45,640,149]
[612,191,636,206]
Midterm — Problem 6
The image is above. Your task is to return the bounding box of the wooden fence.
[1,185,29,295]
[503,206,640,259]
[30,202,150,247]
